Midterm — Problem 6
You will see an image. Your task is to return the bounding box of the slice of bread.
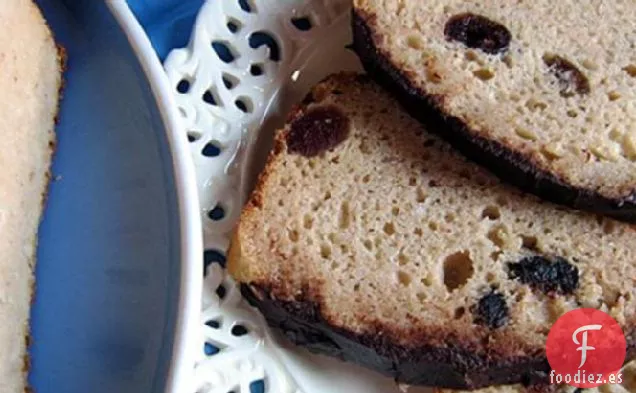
[229,73,636,389]
[436,360,636,393]
[351,0,636,222]
[0,1,63,391]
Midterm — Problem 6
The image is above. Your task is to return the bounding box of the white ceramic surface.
[108,2,203,392]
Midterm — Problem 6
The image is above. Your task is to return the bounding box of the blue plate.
[30,2,200,392]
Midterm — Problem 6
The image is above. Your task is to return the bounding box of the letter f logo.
[572,324,602,368]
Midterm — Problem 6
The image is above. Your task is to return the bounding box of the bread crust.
[241,282,552,389]
[350,8,636,223]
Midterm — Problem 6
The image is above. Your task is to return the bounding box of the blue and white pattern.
[163,1,357,392]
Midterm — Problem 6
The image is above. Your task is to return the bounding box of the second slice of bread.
[352,0,636,222]
[229,74,635,389]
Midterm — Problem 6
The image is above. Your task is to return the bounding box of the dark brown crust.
[242,283,553,389]
[351,8,636,223]
[242,282,635,389]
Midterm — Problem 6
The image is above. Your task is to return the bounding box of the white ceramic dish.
[159,1,433,392]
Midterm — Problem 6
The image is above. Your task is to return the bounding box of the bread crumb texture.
[231,74,635,359]
[353,0,636,200]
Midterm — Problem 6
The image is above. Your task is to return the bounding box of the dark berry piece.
[474,291,509,329]
[287,105,351,157]
[508,255,579,295]
[444,13,512,55]
[543,54,590,97]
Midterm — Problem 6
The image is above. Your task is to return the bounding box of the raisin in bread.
[436,360,636,393]
[228,74,636,389]
[0,1,63,391]
[351,0,636,222]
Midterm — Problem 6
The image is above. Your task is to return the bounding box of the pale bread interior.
[231,75,635,356]
[0,1,61,391]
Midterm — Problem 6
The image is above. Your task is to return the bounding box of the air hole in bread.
[398,271,412,286]
[540,143,563,161]
[473,68,495,81]
[525,99,548,112]
[288,230,299,243]
[320,244,332,259]
[363,239,373,252]
[398,253,409,266]
[406,34,423,50]
[414,227,423,236]
[445,213,455,223]
[624,65,636,78]
[487,225,508,248]
[566,109,578,118]
[426,68,443,84]
[482,205,501,220]
[339,201,351,229]
[383,222,396,235]
[490,251,502,262]
[608,91,622,101]
[409,177,417,186]
[515,127,537,141]
[428,222,438,232]
[392,206,400,216]
[521,235,538,250]
[362,174,371,183]
[454,307,466,319]
[421,275,433,287]
[443,251,474,291]
[416,187,428,203]
[303,214,313,229]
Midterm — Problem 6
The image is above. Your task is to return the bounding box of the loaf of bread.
[436,360,636,393]
[351,0,636,222]
[229,74,635,389]
[0,1,63,391]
